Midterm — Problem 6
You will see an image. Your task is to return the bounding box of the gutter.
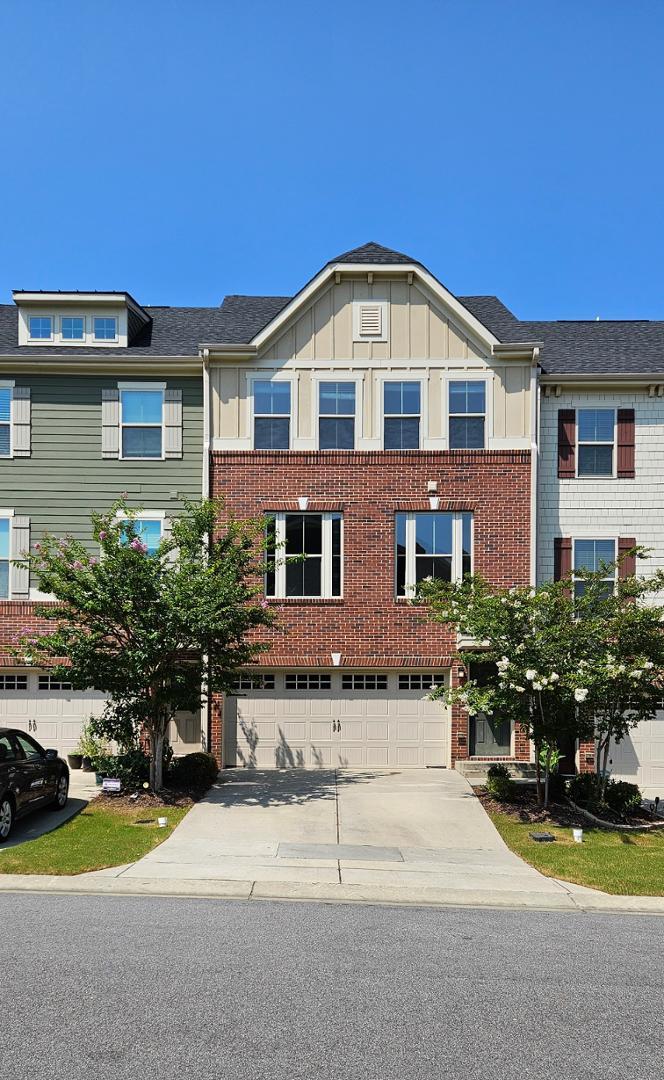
[200,349,212,756]
[540,372,664,385]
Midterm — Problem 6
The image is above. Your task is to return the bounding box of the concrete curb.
[1,871,664,915]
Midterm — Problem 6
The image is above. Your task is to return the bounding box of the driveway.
[119,769,593,901]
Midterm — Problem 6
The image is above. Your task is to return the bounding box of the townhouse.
[0,242,661,794]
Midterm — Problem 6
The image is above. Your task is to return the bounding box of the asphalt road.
[2,894,663,1080]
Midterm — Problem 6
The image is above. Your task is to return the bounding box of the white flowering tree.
[419,554,664,807]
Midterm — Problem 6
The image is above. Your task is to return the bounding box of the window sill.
[266,597,344,605]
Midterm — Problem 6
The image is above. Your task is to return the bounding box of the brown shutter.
[616,409,635,478]
[558,410,576,478]
[618,537,636,578]
[554,537,572,581]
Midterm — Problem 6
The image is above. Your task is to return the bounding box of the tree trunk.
[599,735,612,800]
[534,739,543,806]
[543,747,551,809]
[150,725,165,791]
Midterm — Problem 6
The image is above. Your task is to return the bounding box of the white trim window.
[28,315,52,340]
[253,380,291,450]
[319,382,356,450]
[398,673,446,691]
[341,674,388,691]
[577,409,615,477]
[573,539,617,600]
[448,380,486,449]
[266,512,342,598]
[120,516,163,556]
[396,511,472,596]
[383,381,420,450]
[0,386,11,457]
[61,316,84,341]
[285,673,332,690]
[233,673,276,691]
[120,387,164,459]
[0,674,28,691]
[38,674,73,691]
[0,517,9,599]
[94,316,118,341]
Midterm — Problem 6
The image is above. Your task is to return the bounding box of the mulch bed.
[96,790,196,813]
[476,785,656,828]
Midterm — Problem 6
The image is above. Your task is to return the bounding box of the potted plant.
[67,752,83,770]
[75,721,110,775]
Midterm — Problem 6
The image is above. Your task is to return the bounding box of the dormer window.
[29,316,52,340]
[94,317,118,341]
[61,317,84,340]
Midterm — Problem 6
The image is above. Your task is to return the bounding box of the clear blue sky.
[2,0,663,319]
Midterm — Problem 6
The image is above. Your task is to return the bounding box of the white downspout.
[200,349,211,753]
[529,350,540,588]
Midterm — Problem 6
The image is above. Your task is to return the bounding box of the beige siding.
[210,275,531,445]
[259,279,489,363]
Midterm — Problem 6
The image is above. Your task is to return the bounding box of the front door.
[470,713,511,756]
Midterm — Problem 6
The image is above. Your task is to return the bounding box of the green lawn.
[0,801,189,876]
[489,810,664,895]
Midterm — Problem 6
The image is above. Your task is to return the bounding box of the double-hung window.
[577,409,614,476]
[449,380,486,449]
[29,316,52,340]
[61,317,84,340]
[384,382,420,450]
[266,512,342,598]
[0,387,11,457]
[120,518,163,555]
[573,539,616,600]
[94,317,117,341]
[396,511,472,596]
[120,388,164,459]
[253,381,291,450]
[0,518,9,599]
[319,382,355,450]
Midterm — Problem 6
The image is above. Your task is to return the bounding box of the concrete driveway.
[120,769,592,902]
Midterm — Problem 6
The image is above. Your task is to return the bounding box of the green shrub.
[487,762,511,781]
[567,772,600,809]
[168,752,219,792]
[606,780,642,816]
[546,771,566,802]
[486,773,516,802]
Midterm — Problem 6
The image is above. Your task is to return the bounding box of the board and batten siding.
[0,374,203,568]
[211,278,531,448]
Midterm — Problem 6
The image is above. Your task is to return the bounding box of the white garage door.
[225,671,450,769]
[0,671,203,758]
[606,714,664,798]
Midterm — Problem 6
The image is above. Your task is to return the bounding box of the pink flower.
[260,599,269,609]
[72,560,84,570]
[34,543,41,552]
[130,538,147,553]
[99,530,107,541]
[90,557,99,566]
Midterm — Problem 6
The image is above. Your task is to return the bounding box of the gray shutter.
[164,388,183,458]
[12,386,31,457]
[10,516,30,599]
[101,388,120,458]
[162,516,177,562]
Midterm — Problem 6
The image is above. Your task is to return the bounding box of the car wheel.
[0,797,14,842]
[49,772,69,811]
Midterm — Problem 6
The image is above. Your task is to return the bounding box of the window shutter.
[101,388,120,458]
[164,388,183,458]
[616,409,635,478]
[618,537,636,578]
[10,516,30,599]
[557,409,576,478]
[554,537,572,581]
[161,516,177,562]
[12,387,31,457]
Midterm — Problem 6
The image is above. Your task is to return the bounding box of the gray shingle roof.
[4,239,664,373]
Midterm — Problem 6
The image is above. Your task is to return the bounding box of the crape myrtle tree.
[418,551,664,807]
[14,499,274,790]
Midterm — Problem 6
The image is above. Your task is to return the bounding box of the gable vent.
[359,304,382,336]
[353,300,388,342]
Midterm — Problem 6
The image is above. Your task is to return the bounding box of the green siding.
[0,375,203,560]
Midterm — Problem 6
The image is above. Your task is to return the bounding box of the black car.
[0,728,69,842]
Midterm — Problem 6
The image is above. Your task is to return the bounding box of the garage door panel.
[606,715,664,795]
[231,674,450,769]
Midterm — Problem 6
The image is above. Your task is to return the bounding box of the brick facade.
[211,448,532,766]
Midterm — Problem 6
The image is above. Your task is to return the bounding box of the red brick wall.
[0,602,55,666]
[211,449,532,765]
